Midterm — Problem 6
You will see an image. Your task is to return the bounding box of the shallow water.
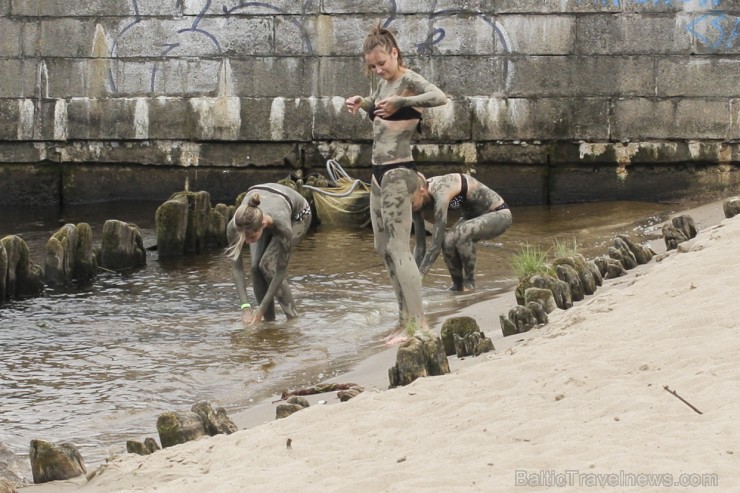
[0,200,676,469]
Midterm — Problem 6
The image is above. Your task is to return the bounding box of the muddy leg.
[377,168,427,344]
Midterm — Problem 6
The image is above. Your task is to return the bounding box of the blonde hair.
[225,193,263,260]
[362,22,404,76]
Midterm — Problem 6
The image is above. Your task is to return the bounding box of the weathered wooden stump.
[156,411,207,448]
[100,220,146,271]
[29,440,86,485]
[388,335,450,388]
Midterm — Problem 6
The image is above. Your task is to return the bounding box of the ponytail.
[225,193,263,260]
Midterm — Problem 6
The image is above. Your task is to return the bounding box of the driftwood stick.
[663,385,703,415]
[273,383,360,403]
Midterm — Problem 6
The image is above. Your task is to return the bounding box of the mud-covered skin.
[359,69,447,165]
[418,174,512,290]
[227,184,311,320]
[370,167,427,327]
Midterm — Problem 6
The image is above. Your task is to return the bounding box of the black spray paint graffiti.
[107,0,512,95]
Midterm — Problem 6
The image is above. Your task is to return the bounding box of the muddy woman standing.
[344,23,448,344]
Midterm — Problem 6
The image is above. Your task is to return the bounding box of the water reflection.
[0,200,677,469]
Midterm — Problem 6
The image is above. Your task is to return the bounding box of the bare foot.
[383,327,409,345]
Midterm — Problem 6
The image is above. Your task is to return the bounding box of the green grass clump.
[511,243,551,280]
[551,236,580,258]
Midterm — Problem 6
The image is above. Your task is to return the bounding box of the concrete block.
[37,18,101,57]
[229,57,317,97]
[19,21,41,57]
[0,100,20,140]
[44,58,112,98]
[238,97,312,141]
[414,14,496,55]
[58,163,290,204]
[575,13,692,54]
[197,142,301,169]
[0,0,8,15]
[277,15,364,56]
[507,55,655,97]
[0,143,46,163]
[497,15,575,55]
[466,162,547,205]
[10,0,131,16]
[111,19,232,58]
[55,140,187,166]
[210,0,320,16]
[275,15,322,55]
[622,0,685,12]
[732,99,739,140]
[0,19,24,57]
[478,141,552,164]
[431,56,506,97]
[28,99,58,141]
[613,98,732,140]
[412,143,478,165]
[147,97,194,139]
[0,60,37,98]
[383,16,439,56]
[148,58,222,96]
[472,97,610,141]
[320,0,399,14]
[67,98,141,139]
[495,0,620,13]
[316,57,371,99]
[109,60,156,95]
[302,141,372,168]
[687,11,740,54]
[193,16,273,57]
[421,97,472,141]
[131,0,182,16]
[0,163,61,206]
[311,96,371,140]
[658,58,740,97]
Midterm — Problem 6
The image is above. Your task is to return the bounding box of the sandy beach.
[18,198,739,492]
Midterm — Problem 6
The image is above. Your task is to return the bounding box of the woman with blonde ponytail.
[343,22,448,344]
[226,183,311,326]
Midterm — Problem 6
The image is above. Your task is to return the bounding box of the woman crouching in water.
[413,173,512,292]
[226,183,311,326]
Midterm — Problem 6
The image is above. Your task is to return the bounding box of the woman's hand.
[345,96,362,114]
[374,96,401,118]
[241,308,263,326]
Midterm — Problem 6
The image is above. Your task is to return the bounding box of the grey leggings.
[443,209,512,289]
[370,167,424,327]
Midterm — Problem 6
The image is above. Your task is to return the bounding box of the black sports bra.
[449,174,468,210]
[367,103,423,132]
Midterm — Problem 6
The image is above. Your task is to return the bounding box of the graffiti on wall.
[105,0,512,95]
[576,0,738,51]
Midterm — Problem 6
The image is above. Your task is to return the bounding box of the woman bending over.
[226,183,311,326]
[413,173,512,291]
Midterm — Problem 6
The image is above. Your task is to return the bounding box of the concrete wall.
[0,0,738,205]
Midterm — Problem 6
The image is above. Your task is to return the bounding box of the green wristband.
[240,303,251,310]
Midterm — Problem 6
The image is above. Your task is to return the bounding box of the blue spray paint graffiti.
[575,0,737,51]
[687,13,740,50]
